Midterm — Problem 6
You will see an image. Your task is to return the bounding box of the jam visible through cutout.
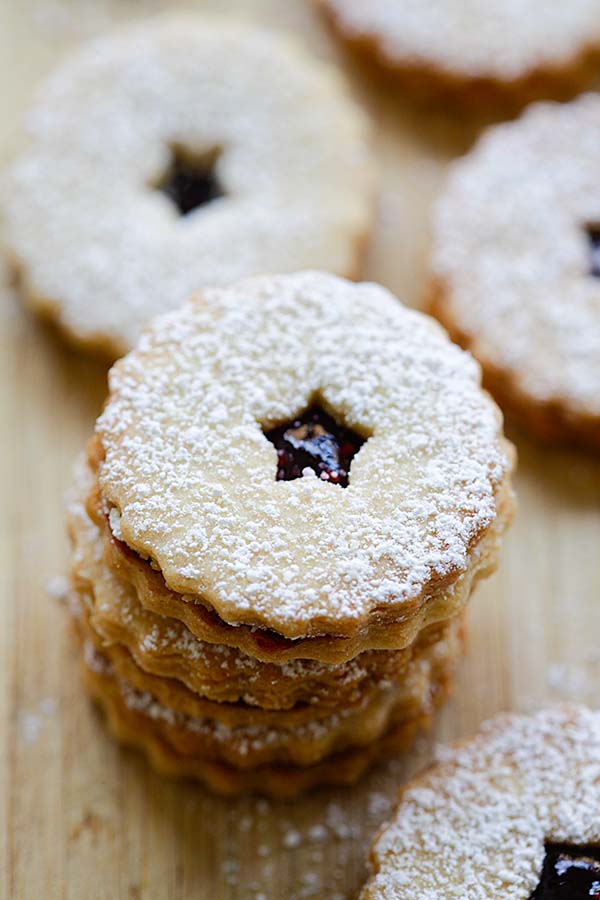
[158,147,223,216]
[585,225,600,277]
[264,406,365,487]
[530,844,600,899]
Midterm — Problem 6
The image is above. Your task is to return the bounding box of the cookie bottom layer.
[75,608,462,769]
[81,659,454,798]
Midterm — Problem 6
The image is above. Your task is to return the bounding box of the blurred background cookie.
[428,94,600,450]
[3,16,374,358]
[319,0,600,111]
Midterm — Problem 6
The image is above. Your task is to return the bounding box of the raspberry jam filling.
[158,148,223,216]
[586,225,600,277]
[264,406,365,487]
[530,844,600,899]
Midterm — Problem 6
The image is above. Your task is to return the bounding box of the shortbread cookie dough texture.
[4,17,374,357]
[360,706,600,900]
[320,0,600,109]
[429,94,600,449]
[67,271,515,795]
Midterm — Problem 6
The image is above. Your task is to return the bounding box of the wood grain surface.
[2,2,599,899]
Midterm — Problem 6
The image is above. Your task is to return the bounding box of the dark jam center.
[158,150,223,216]
[264,406,365,487]
[586,225,600,277]
[530,844,600,899]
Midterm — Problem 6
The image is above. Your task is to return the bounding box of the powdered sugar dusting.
[323,0,600,79]
[432,94,600,417]
[4,16,372,355]
[45,574,70,603]
[362,706,600,899]
[97,271,510,637]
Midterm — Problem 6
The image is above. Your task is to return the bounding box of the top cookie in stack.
[68,271,515,795]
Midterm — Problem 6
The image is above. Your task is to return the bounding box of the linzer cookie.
[428,95,600,449]
[3,17,373,357]
[319,0,600,110]
[66,270,514,794]
[360,706,600,899]
[94,271,513,648]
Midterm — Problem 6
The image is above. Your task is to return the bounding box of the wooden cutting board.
[1,2,599,898]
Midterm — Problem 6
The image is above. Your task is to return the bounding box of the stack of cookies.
[67,271,515,796]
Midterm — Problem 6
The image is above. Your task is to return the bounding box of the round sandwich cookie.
[428,94,600,449]
[93,270,514,656]
[3,16,374,357]
[67,270,514,793]
[319,0,600,110]
[360,705,600,899]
